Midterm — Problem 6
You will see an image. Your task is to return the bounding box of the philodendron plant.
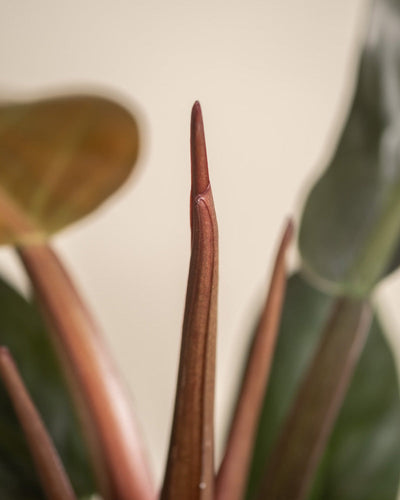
[1,0,400,499]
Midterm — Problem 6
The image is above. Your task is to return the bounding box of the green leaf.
[0,274,95,499]
[299,0,400,296]
[310,315,400,499]
[0,95,139,245]
[256,297,370,500]
[246,273,400,499]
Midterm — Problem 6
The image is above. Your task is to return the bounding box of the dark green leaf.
[299,0,400,296]
[0,274,95,499]
[246,273,400,500]
[257,297,370,500]
[0,348,77,500]
[309,312,400,499]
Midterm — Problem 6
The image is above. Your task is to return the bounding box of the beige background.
[1,0,399,487]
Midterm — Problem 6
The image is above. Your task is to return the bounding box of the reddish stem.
[0,347,77,500]
[18,244,155,500]
[216,220,293,500]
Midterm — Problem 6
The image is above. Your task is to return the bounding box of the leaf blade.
[310,314,400,500]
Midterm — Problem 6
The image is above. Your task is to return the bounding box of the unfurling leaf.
[0,95,139,245]
[161,102,218,500]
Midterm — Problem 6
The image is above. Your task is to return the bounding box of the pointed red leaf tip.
[161,102,218,500]
[191,101,210,196]
[190,101,211,231]
[216,218,293,500]
[0,347,77,500]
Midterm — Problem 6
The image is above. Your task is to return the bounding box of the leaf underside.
[0,94,139,245]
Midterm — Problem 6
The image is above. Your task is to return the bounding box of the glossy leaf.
[246,273,400,500]
[0,348,77,500]
[0,274,95,499]
[299,0,400,296]
[0,95,139,245]
[161,102,218,500]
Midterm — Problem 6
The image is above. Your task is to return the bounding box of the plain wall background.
[2,0,400,484]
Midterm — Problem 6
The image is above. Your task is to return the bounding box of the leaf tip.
[191,101,210,198]
[281,217,294,250]
[0,346,11,364]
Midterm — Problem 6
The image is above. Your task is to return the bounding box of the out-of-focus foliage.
[0,95,139,245]
[0,275,95,499]
[246,273,400,500]
[299,0,400,297]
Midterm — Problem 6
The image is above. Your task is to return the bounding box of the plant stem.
[0,347,77,500]
[216,219,292,500]
[18,244,155,500]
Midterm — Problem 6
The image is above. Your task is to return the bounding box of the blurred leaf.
[246,273,400,500]
[0,274,95,499]
[309,314,400,499]
[0,95,139,245]
[257,297,370,500]
[299,0,400,296]
[245,273,332,499]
